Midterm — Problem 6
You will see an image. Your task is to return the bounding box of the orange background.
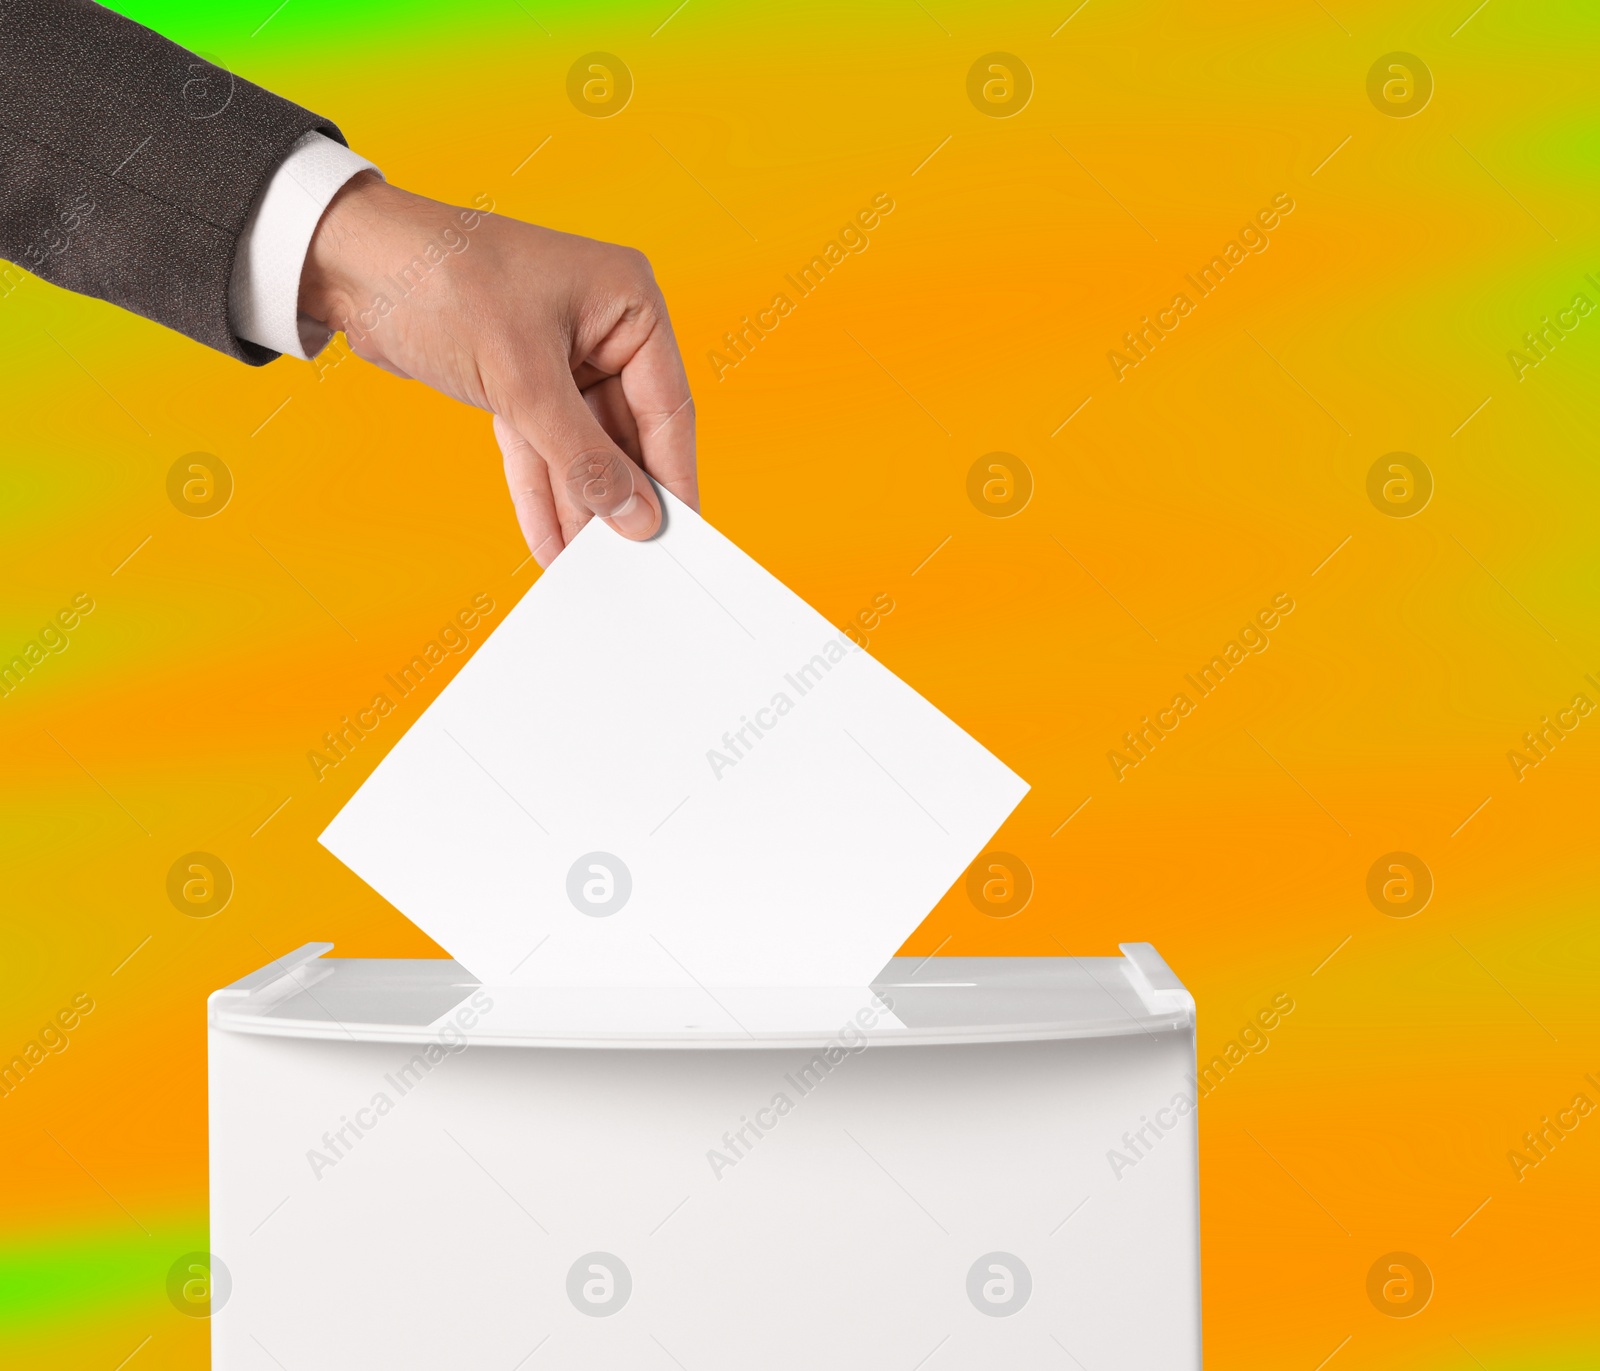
[1,0,1597,1365]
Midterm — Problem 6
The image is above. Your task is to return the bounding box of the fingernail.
[606,492,660,540]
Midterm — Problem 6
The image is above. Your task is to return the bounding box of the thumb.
[507,367,662,543]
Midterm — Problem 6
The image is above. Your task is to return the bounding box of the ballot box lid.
[208,943,1193,1050]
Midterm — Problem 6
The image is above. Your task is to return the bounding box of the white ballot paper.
[321,492,1028,988]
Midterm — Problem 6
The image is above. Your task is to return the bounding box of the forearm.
[0,0,344,362]
[3,1,696,562]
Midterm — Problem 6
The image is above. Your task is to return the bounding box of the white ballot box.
[208,943,1200,1369]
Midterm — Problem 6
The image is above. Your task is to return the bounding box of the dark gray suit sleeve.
[0,0,347,363]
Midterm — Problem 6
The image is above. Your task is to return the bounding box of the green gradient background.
[2,0,1597,1366]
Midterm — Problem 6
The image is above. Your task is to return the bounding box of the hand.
[299,173,697,567]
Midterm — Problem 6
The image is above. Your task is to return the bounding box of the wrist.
[299,171,415,334]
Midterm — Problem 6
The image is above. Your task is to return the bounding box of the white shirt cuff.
[229,132,380,360]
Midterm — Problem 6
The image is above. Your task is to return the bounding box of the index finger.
[618,306,699,512]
